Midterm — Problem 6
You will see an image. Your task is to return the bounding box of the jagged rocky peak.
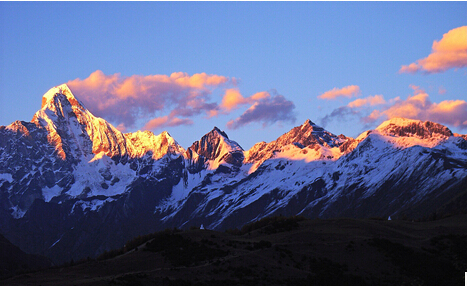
[301,119,324,131]
[244,119,349,165]
[185,127,244,168]
[3,120,32,136]
[125,130,185,159]
[32,84,91,128]
[376,118,453,139]
[275,119,345,148]
[29,84,129,160]
[210,126,230,140]
[40,84,84,110]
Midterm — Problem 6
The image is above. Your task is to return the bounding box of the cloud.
[319,85,467,131]
[409,84,421,92]
[363,87,467,129]
[320,95,386,127]
[438,87,447,95]
[219,89,245,111]
[317,85,361,100]
[143,116,193,130]
[347,95,386,108]
[399,63,420,74]
[218,89,270,113]
[67,70,232,131]
[66,70,296,132]
[399,26,467,74]
[320,106,359,128]
[226,92,296,129]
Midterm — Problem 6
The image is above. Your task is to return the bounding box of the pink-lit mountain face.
[1,85,467,264]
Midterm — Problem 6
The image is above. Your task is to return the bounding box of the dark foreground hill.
[0,233,51,280]
[3,215,467,286]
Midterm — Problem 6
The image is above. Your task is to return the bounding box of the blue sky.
[1,2,466,149]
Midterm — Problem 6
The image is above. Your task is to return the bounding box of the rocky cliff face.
[1,85,467,264]
[185,127,244,172]
[244,120,350,169]
[376,117,453,139]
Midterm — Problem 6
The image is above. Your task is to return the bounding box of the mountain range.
[1,84,466,264]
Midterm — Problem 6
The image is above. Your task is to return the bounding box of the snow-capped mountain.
[245,119,350,171]
[185,127,244,172]
[1,85,466,264]
[0,85,186,218]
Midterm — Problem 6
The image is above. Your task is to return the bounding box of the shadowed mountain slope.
[3,215,467,286]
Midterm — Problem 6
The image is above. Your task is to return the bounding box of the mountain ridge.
[4,85,465,166]
[1,84,466,264]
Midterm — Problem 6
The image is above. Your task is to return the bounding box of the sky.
[1,2,466,150]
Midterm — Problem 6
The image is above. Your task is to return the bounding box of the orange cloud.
[321,85,467,131]
[219,89,271,112]
[365,110,382,123]
[250,91,271,101]
[382,93,429,119]
[220,89,248,111]
[347,95,386,108]
[67,70,233,130]
[170,72,230,88]
[364,87,467,129]
[399,26,467,74]
[67,70,297,132]
[143,116,193,130]
[430,100,467,126]
[317,85,361,100]
[399,63,419,74]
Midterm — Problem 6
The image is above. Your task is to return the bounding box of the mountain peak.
[273,119,338,148]
[299,119,325,133]
[244,119,349,168]
[210,127,229,139]
[125,130,184,160]
[301,119,316,127]
[33,84,92,130]
[41,84,82,109]
[185,127,243,169]
[32,84,130,160]
[376,118,453,139]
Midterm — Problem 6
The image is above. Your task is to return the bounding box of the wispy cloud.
[347,95,386,108]
[227,91,296,129]
[67,70,233,131]
[438,86,447,95]
[143,116,193,130]
[317,85,361,100]
[399,26,467,74]
[320,106,360,128]
[320,95,386,127]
